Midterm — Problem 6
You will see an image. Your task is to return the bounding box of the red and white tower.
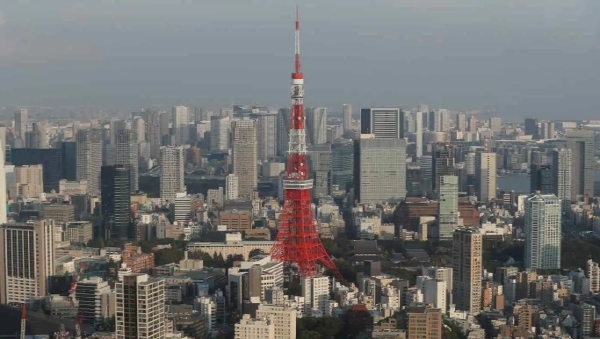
[271,7,341,279]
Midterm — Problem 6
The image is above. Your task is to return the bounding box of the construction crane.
[20,304,26,339]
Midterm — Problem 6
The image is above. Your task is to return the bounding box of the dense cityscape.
[2,5,600,339]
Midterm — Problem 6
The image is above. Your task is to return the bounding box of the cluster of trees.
[296,316,343,339]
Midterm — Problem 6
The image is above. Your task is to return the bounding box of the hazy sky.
[0,0,599,118]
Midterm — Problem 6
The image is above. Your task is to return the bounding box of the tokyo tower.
[270,7,341,280]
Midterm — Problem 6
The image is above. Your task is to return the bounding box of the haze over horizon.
[0,0,598,119]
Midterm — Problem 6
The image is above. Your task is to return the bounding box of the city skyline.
[0,1,598,119]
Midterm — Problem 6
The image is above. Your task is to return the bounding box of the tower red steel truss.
[271,7,341,280]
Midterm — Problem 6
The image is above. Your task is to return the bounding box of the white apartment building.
[75,277,113,324]
[160,146,185,203]
[301,276,330,316]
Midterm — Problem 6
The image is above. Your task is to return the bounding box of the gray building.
[76,129,103,195]
[524,193,561,270]
[252,112,278,162]
[552,148,572,211]
[331,140,354,190]
[360,108,404,139]
[306,107,327,145]
[566,130,594,200]
[116,129,139,192]
[276,108,290,158]
[438,175,459,241]
[354,137,406,203]
[308,144,332,198]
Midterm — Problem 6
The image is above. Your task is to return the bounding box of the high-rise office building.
[14,108,28,140]
[475,152,497,202]
[58,141,78,181]
[144,110,162,158]
[354,136,406,203]
[566,130,594,200]
[456,113,466,132]
[101,165,131,240]
[343,104,352,132]
[252,112,278,161]
[540,121,554,140]
[552,148,572,211]
[429,109,450,132]
[489,117,501,134]
[524,118,539,139]
[0,220,55,304]
[210,116,230,152]
[530,164,553,194]
[468,115,477,133]
[360,108,404,139]
[109,119,129,145]
[276,108,290,158]
[76,129,103,195]
[438,175,459,241]
[173,105,190,146]
[10,165,44,199]
[232,120,257,198]
[226,174,239,200]
[0,139,6,224]
[308,144,332,198]
[415,111,423,158]
[26,121,48,148]
[11,148,62,192]
[306,107,327,145]
[132,117,146,142]
[116,129,139,192]
[452,228,482,314]
[116,273,166,339]
[524,193,561,270]
[331,140,354,190]
[432,144,454,192]
[159,146,185,203]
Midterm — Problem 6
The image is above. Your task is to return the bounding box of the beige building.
[116,274,165,339]
[219,210,253,231]
[232,120,257,198]
[0,220,55,304]
[234,314,274,339]
[452,228,482,314]
[255,304,296,339]
[65,221,93,244]
[475,152,496,202]
[10,165,44,199]
[44,204,76,224]
[59,179,89,195]
[407,306,442,339]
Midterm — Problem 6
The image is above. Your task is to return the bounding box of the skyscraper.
[116,274,166,339]
[540,121,554,139]
[306,107,327,145]
[360,108,404,139]
[225,174,239,200]
[331,140,354,190]
[232,119,257,198]
[415,111,423,158]
[468,116,477,133]
[456,113,466,132]
[210,116,230,152]
[252,112,278,161]
[172,105,190,145]
[452,228,482,314]
[101,165,131,240]
[438,175,459,241]
[0,220,55,304]
[475,152,497,202]
[276,108,290,158]
[552,148,572,211]
[530,164,553,194]
[342,104,352,132]
[116,129,139,192]
[14,108,28,140]
[0,139,6,224]
[354,136,406,203]
[432,144,454,192]
[524,193,561,270]
[524,118,539,139]
[308,143,332,198]
[76,129,103,195]
[429,109,449,132]
[132,116,146,142]
[488,117,501,134]
[159,146,185,203]
[566,129,594,200]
